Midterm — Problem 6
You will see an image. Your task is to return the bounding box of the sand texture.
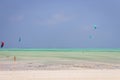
[0,70,120,80]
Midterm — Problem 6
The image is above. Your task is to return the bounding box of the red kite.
[1,41,4,48]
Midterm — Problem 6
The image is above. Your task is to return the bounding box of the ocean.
[0,48,120,52]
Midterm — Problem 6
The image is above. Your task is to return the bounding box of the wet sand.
[0,50,120,70]
[0,59,120,71]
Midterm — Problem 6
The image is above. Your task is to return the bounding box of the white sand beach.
[0,70,120,80]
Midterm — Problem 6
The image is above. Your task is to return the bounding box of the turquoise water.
[0,48,120,52]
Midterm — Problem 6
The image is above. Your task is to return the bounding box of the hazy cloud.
[34,12,73,26]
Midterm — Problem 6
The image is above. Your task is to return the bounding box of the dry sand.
[0,70,120,80]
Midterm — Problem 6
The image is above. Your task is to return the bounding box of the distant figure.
[1,41,4,48]
[14,56,16,62]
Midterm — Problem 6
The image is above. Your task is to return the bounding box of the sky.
[0,0,120,48]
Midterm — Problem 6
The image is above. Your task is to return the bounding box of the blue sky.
[0,0,120,48]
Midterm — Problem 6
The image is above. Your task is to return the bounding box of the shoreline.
[0,60,120,71]
[0,50,120,70]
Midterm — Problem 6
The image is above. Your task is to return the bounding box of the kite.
[89,35,92,39]
[19,37,21,42]
[93,25,97,29]
[1,41,4,48]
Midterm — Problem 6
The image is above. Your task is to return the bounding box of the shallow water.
[0,48,120,64]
